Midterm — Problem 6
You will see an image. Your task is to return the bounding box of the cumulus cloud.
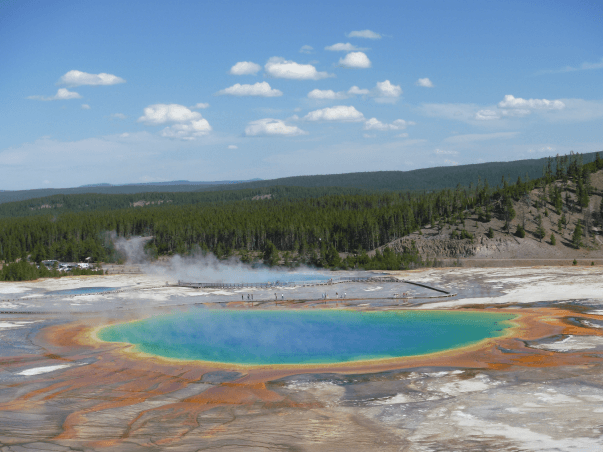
[217,81,282,97]
[498,94,565,110]
[138,104,202,125]
[325,42,366,51]
[27,88,82,101]
[81,104,91,109]
[57,70,125,86]
[339,52,371,68]
[265,57,333,80]
[299,45,313,54]
[228,145,238,149]
[229,61,261,75]
[161,119,212,140]
[191,102,209,109]
[416,78,434,87]
[348,86,370,95]
[138,104,211,140]
[475,109,500,120]
[304,105,364,122]
[370,80,402,103]
[244,118,307,137]
[346,29,381,39]
[307,89,348,100]
[364,118,414,131]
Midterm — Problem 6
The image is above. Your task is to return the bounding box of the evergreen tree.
[515,224,525,238]
[572,221,583,249]
[535,214,545,242]
[550,233,556,245]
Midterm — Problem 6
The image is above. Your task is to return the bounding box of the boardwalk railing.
[179,276,398,289]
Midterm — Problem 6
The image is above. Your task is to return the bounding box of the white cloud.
[264,57,333,80]
[217,81,282,97]
[138,104,202,125]
[228,145,238,149]
[348,86,370,95]
[110,113,127,120]
[81,104,91,109]
[364,118,414,131]
[138,104,211,140]
[396,133,409,138]
[191,102,209,109]
[416,78,434,88]
[475,109,500,120]
[57,70,125,86]
[299,45,313,54]
[434,149,458,155]
[444,159,459,166]
[444,132,519,143]
[498,94,565,110]
[27,88,82,101]
[325,43,365,51]
[304,105,364,122]
[307,89,348,100]
[363,133,376,138]
[229,61,261,75]
[371,80,402,103]
[244,118,307,137]
[161,119,212,140]
[339,52,371,68]
[346,30,381,39]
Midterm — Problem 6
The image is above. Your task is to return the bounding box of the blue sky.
[1,0,602,190]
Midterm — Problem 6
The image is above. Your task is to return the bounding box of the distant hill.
[0,152,598,204]
[0,179,263,204]
[78,179,262,188]
[191,152,600,193]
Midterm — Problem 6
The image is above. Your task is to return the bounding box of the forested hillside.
[2,152,599,204]
[1,153,601,274]
[0,186,372,218]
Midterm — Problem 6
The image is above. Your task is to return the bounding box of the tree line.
[0,152,600,274]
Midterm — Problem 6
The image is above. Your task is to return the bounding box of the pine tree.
[535,214,545,242]
[515,224,525,238]
[550,233,556,245]
[572,221,583,249]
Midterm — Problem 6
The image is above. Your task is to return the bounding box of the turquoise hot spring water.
[98,309,516,366]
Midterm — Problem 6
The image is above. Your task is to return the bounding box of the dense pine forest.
[1,153,601,280]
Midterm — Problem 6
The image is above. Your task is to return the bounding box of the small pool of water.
[98,309,515,366]
[47,287,119,295]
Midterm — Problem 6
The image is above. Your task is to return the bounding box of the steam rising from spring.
[113,236,333,283]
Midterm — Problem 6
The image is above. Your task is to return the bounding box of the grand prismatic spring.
[97,310,516,366]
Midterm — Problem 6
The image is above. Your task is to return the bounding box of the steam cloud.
[112,236,333,283]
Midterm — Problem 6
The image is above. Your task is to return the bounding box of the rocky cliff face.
[381,236,529,259]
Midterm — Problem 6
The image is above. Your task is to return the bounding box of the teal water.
[98,309,515,365]
[48,286,119,295]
